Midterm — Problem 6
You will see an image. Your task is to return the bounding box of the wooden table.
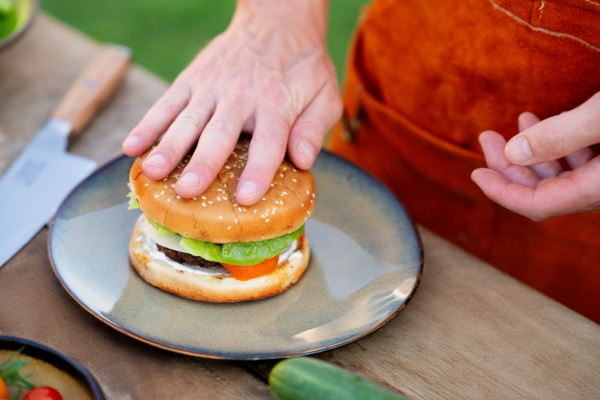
[1,15,599,400]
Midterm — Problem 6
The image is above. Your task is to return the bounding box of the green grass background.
[42,0,368,84]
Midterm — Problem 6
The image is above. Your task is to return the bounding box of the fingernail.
[177,172,200,187]
[123,136,140,147]
[297,141,315,165]
[237,181,258,200]
[144,154,166,168]
[505,136,532,164]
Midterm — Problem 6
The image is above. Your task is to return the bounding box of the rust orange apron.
[328,0,600,322]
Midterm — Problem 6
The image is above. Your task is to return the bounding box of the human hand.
[472,93,600,221]
[122,0,341,206]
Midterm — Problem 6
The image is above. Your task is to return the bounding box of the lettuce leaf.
[126,191,140,210]
[126,183,140,210]
[180,224,304,266]
[147,218,177,236]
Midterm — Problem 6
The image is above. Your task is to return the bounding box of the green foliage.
[0,348,35,400]
[41,0,370,83]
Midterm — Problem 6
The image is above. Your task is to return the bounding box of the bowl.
[0,0,37,51]
[0,335,105,400]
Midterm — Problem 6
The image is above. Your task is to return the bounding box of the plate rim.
[48,151,424,360]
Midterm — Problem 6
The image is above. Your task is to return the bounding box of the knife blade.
[0,44,131,268]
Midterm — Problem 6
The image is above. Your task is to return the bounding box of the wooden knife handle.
[51,44,132,136]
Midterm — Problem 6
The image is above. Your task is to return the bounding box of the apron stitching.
[538,0,546,25]
[580,0,600,7]
[489,0,600,52]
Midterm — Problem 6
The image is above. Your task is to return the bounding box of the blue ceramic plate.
[49,151,422,360]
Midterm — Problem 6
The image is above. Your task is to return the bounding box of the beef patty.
[157,244,222,267]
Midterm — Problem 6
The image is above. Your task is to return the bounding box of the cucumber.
[269,357,409,400]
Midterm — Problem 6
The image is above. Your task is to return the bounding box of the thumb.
[505,92,600,166]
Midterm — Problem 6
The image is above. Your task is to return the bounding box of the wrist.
[232,0,329,43]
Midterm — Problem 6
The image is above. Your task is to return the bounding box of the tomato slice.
[222,254,280,281]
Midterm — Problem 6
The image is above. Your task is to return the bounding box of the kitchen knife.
[0,44,131,268]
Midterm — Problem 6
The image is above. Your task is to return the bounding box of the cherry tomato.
[0,376,8,400]
[222,254,280,281]
[23,387,63,400]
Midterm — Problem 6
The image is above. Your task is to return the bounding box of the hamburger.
[126,137,315,302]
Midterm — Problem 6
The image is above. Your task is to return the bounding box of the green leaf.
[180,225,304,266]
[0,0,14,15]
[126,183,140,210]
[147,218,177,236]
[126,191,140,210]
[0,348,34,392]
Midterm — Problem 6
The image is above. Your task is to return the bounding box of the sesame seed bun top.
[129,137,316,243]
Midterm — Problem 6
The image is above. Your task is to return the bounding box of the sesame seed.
[218,189,222,192]
[305,217,307,221]
[154,195,159,198]
[235,218,238,224]
[223,196,227,200]
[271,184,274,187]
[275,200,279,204]
[227,226,231,230]
[177,196,181,199]
[262,198,266,201]
[145,183,149,187]
[224,184,227,187]
[164,185,167,189]
[208,201,213,204]
[308,211,311,215]
[167,198,171,202]
[311,200,313,203]
[272,207,275,212]
[261,215,265,218]
[283,167,287,171]
[233,203,238,207]
[217,197,221,201]
[160,191,164,195]
[312,193,315,198]
[301,203,304,207]
[201,196,206,199]
[218,215,223,220]
[280,174,284,178]
[307,190,310,194]
[265,219,270,222]
[226,166,231,169]
[202,203,206,207]
[238,207,242,212]
[254,210,257,213]
[292,179,297,182]
[243,207,247,211]
[193,197,197,200]
[293,169,297,172]
[171,184,175,188]
[230,173,234,178]
[283,191,287,195]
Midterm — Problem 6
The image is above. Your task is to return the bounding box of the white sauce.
[136,216,303,278]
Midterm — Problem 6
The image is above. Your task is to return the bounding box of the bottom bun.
[129,215,310,302]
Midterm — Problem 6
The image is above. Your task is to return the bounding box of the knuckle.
[177,109,203,129]
[207,119,235,135]
[542,120,567,155]
[294,119,326,139]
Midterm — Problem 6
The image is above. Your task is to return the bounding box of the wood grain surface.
[1,14,599,400]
